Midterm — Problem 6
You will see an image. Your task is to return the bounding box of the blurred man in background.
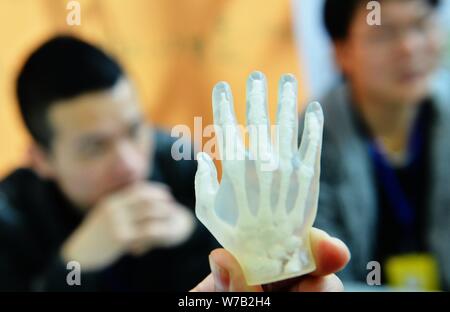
[0,35,353,293]
[0,36,218,291]
[311,0,449,290]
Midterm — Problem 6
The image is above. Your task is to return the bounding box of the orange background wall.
[0,0,305,177]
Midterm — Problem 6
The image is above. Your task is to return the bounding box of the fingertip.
[330,237,351,263]
[213,81,232,98]
[209,248,238,273]
[306,101,323,116]
[310,229,350,277]
[248,71,267,83]
[212,82,232,107]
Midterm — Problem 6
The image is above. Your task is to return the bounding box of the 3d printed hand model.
[195,71,324,285]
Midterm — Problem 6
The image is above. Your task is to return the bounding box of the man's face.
[336,0,443,105]
[44,79,153,209]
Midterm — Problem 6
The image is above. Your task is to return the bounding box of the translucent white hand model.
[195,71,324,285]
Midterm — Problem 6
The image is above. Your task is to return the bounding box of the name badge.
[385,253,440,291]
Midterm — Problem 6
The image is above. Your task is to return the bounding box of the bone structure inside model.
[195,71,324,285]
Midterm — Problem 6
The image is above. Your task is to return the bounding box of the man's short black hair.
[16,35,123,149]
[323,0,440,41]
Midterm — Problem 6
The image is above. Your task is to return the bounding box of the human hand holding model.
[193,72,349,291]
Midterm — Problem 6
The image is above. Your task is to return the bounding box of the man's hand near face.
[61,182,195,271]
